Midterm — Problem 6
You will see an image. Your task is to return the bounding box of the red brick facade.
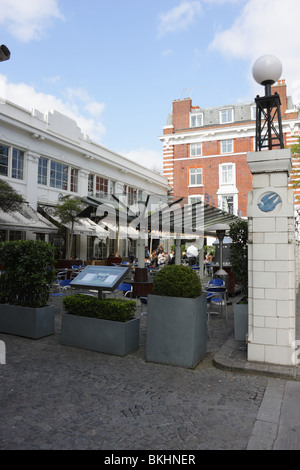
[160,81,300,216]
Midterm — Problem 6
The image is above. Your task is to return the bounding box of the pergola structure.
[80,193,241,264]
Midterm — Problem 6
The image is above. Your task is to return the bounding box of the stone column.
[247,149,296,366]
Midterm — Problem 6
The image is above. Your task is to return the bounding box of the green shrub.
[152,264,202,298]
[0,240,56,308]
[62,294,136,322]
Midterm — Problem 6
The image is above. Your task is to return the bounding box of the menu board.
[70,265,130,291]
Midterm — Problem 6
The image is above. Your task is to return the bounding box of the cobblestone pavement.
[0,292,269,451]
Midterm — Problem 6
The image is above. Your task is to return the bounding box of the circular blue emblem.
[257,192,282,212]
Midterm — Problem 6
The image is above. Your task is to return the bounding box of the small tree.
[54,196,84,259]
[229,219,248,301]
[0,178,25,212]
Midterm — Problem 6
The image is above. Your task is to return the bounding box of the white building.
[0,99,169,260]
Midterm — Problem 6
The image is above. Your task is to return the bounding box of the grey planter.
[146,293,207,369]
[234,301,248,342]
[0,304,55,339]
[61,313,140,356]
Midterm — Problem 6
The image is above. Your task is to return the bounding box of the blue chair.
[59,279,72,292]
[207,285,227,320]
[116,283,133,298]
[208,278,225,287]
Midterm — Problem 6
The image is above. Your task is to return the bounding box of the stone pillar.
[247,149,296,366]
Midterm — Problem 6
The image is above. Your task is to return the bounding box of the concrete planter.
[61,313,140,356]
[0,304,55,339]
[234,300,248,342]
[146,293,207,369]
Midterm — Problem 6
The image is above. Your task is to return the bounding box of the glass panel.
[0,145,9,176]
[50,161,68,189]
[38,157,48,185]
[12,148,24,179]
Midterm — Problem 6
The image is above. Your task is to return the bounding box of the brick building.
[159,80,300,217]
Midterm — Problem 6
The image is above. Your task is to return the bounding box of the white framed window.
[38,157,48,185]
[221,139,234,154]
[221,195,234,214]
[188,194,204,205]
[220,164,234,184]
[220,108,234,124]
[190,143,202,156]
[219,162,236,186]
[50,161,68,190]
[189,168,203,186]
[190,113,203,128]
[0,144,24,180]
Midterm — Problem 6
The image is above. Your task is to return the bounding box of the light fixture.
[252,54,282,95]
[252,54,284,151]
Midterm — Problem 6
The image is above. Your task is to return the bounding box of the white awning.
[0,204,58,233]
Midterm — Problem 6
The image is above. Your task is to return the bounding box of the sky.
[0,0,300,174]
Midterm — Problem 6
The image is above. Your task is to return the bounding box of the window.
[221,164,234,184]
[70,168,78,192]
[0,145,9,176]
[96,176,108,195]
[50,161,68,190]
[11,148,24,180]
[221,139,233,154]
[88,173,94,194]
[190,113,203,127]
[188,195,204,205]
[189,168,203,186]
[221,195,234,214]
[251,106,256,120]
[38,157,48,185]
[190,143,202,157]
[128,186,137,205]
[220,108,233,124]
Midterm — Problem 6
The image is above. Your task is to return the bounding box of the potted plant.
[145,264,207,369]
[229,219,248,342]
[61,294,139,356]
[0,240,56,339]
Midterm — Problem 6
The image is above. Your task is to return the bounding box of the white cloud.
[0,74,106,141]
[123,148,163,173]
[0,0,64,42]
[157,1,202,37]
[209,0,300,105]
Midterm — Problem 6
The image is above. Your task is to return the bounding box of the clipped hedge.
[152,264,202,298]
[62,294,136,322]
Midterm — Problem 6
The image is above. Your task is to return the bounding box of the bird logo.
[258,192,282,212]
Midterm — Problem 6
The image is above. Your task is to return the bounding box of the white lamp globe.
[252,54,282,85]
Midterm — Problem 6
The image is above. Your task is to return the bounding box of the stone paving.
[0,290,270,451]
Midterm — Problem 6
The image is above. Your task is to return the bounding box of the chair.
[58,279,72,293]
[207,286,228,321]
[208,278,225,287]
[116,283,133,298]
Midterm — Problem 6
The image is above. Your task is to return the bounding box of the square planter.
[234,301,248,342]
[61,313,140,356]
[146,293,207,369]
[0,304,55,339]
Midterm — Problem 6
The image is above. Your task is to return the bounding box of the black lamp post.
[252,54,284,151]
[0,44,10,62]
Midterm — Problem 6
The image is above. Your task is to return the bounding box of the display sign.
[70,265,130,292]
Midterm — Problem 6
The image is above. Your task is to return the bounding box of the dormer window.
[220,108,234,124]
[190,113,203,127]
